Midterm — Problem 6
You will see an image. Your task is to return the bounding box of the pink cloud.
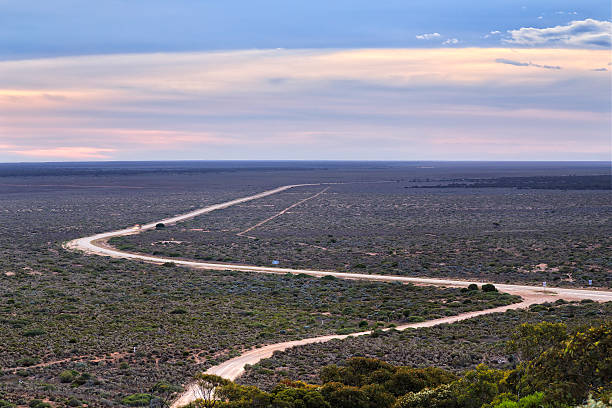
[0,48,609,161]
[9,147,116,159]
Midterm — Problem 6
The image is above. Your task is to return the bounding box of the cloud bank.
[0,48,609,161]
[504,19,612,48]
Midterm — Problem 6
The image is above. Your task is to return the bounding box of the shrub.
[507,322,567,362]
[482,284,497,293]
[16,357,38,367]
[155,223,165,230]
[72,372,92,385]
[386,367,457,396]
[59,369,77,383]
[518,323,612,405]
[28,401,50,408]
[483,392,545,408]
[22,329,45,337]
[321,382,368,408]
[455,364,505,408]
[394,383,457,408]
[467,284,479,291]
[66,397,82,407]
[121,394,154,407]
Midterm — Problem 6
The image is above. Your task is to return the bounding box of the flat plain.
[0,161,610,407]
[113,167,611,288]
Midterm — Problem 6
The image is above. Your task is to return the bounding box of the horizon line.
[1,159,611,165]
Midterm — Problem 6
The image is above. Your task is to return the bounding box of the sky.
[0,1,611,162]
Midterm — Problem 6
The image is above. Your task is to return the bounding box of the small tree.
[507,322,567,363]
[156,223,166,230]
[192,374,231,408]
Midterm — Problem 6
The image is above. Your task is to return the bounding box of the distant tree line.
[411,175,611,190]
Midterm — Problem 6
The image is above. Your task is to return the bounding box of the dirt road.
[63,183,612,408]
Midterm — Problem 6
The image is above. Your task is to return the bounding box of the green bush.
[28,401,51,408]
[393,383,457,408]
[321,382,368,408]
[66,397,82,407]
[386,367,457,396]
[72,372,92,386]
[16,357,38,367]
[121,394,154,407]
[518,323,611,405]
[59,369,77,383]
[482,284,497,293]
[22,329,45,337]
[484,392,545,408]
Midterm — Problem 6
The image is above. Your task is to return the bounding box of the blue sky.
[2,0,610,59]
[0,1,610,161]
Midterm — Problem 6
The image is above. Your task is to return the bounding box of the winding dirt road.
[64,183,612,408]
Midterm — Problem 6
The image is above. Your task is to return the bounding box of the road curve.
[63,183,612,408]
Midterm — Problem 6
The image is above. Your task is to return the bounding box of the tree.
[272,386,330,408]
[455,365,506,408]
[151,382,183,407]
[360,384,395,408]
[385,367,457,396]
[216,382,272,407]
[518,323,611,405]
[321,382,368,408]
[507,322,567,363]
[192,373,231,408]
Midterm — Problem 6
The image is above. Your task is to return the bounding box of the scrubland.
[0,162,609,407]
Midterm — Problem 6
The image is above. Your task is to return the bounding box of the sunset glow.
[1,1,610,161]
[1,48,610,161]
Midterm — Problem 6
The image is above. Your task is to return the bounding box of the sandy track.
[237,187,330,238]
[204,296,545,380]
[63,183,612,408]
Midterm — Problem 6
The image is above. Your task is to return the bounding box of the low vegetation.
[114,182,611,288]
[1,162,609,406]
[238,301,611,389]
[0,254,516,405]
[184,320,612,408]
